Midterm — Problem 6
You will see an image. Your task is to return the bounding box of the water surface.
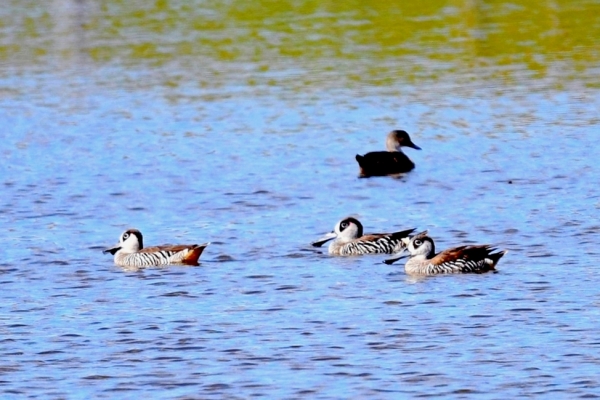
[1,0,600,398]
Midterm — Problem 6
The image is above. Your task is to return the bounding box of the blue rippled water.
[2,72,599,398]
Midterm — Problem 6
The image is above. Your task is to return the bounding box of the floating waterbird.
[384,231,506,275]
[104,229,209,268]
[355,130,421,177]
[312,217,415,256]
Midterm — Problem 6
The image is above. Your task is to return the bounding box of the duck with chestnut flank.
[104,229,209,268]
[384,231,506,275]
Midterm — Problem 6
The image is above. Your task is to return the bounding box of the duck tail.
[355,154,368,177]
[182,243,210,265]
[487,248,507,267]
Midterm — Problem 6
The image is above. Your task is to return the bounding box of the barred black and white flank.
[312,217,415,256]
[384,231,507,275]
[104,229,209,269]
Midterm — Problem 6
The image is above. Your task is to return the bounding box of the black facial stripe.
[132,231,143,249]
[124,229,144,249]
[343,217,363,237]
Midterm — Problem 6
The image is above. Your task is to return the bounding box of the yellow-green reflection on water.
[1,0,599,90]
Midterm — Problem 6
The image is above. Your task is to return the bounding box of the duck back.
[356,151,415,177]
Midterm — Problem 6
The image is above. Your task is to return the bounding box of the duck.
[312,217,415,256]
[104,229,209,268]
[355,130,421,177]
[383,231,507,275]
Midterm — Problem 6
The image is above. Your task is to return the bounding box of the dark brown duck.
[355,130,421,177]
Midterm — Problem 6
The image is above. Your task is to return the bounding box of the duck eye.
[122,233,130,240]
[340,222,348,229]
[414,239,422,246]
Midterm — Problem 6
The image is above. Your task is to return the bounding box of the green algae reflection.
[1,0,599,89]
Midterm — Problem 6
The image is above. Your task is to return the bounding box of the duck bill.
[311,231,337,247]
[406,140,421,150]
[383,250,408,265]
[103,245,121,255]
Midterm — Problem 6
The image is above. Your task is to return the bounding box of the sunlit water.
[1,1,600,398]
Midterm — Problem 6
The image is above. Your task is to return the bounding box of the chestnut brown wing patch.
[430,245,493,264]
[357,234,387,242]
[139,244,197,253]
